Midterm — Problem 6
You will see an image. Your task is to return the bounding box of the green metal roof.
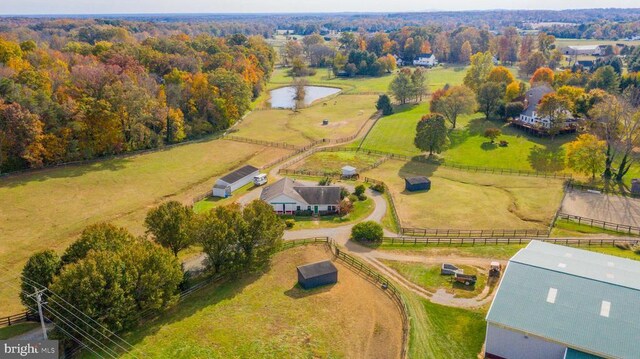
[565,348,604,359]
[487,241,640,359]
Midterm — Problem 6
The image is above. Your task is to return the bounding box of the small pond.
[268,86,341,109]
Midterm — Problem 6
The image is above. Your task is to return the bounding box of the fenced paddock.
[0,311,38,328]
[556,213,640,236]
[400,228,549,238]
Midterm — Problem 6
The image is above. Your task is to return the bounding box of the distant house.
[561,45,603,56]
[413,53,437,67]
[212,165,259,198]
[259,177,341,215]
[576,59,596,71]
[297,260,338,289]
[404,176,431,192]
[341,165,357,178]
[393,54,404,67]
[485,240,640,359]
[517,85,576,130]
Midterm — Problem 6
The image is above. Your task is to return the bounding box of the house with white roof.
[561,45,603,56]
[485,240,640,359]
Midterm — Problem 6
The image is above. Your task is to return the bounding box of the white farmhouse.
[518,85,575,130]
[259,178,341,215]
[212,165,259,198]
[412,53,437,67]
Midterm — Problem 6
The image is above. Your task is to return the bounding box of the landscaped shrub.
[354,184,366,196]
[285,219,295,229]
[295,210,313,216]
[318,177,333,186]
[348,194,359,203]
[338,198,353,216]
[351,221,383,242]
[340,187,350,199]
[358,193,368,201]
[370,183,385,193]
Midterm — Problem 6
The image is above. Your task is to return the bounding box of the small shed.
[322,119,329,125]
[212,165,259,198]
[297,260,338,289]
[405,176,431,192]
[341,165,357,178]
[632,179,640,196]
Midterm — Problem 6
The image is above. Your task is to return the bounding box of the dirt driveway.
[561,188,640,226]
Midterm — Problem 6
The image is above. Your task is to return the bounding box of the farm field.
[555,38,640,47]
[288,150,384,173]
[234,94,377,146]
[364,159,565,230]
[0,139,291,316]
[117,245,403,359]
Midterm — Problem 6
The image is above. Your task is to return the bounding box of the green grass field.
[551,218,635,237]
[115,245,402,359]
[0,139,291,316]
[288,151,383,173]
[404,290,486,359]
[235,94,377,146]
[383,261,488,299]
[0,322,39,339]
[365,160,565,230]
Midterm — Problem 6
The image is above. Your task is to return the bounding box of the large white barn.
[212,165,259,198]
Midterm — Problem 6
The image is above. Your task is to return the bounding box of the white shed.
[342,165,357,177]
[212,165,259,198]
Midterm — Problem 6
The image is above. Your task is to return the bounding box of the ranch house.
[259,177,341,215]
[516,85,577,131]
[412,53,437,67]
[212,165,259,198]
[485,241,640,359]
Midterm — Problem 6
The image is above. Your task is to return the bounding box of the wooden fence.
[380,236,639,247]
[223,135,300,150]
[400,228,549,238]
[0,311,37,328]
[557,213,640,236]
[279,156,389,178]
[330,245,409,359]
[565,180,637,198]
[364,177,401,232]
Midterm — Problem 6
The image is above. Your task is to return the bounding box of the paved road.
[10,323,53,340]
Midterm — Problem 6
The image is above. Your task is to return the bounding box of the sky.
[0,0,637,15]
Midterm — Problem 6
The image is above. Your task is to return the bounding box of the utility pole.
[29,288,48,340]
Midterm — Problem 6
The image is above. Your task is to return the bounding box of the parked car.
[441,263,462,275]
[253,173,267,186]
[453,273,477,286]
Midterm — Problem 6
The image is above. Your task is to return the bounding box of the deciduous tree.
[566,134,606,180]
[415,113,448,156]
[145,201,194,257]
[430,85,477,129]
[476,82,504,120]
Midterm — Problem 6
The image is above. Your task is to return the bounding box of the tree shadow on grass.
[390,102,421,115]
[480,142,498,151]
[116,272,263,350]
[284,283,335,299]
[528,145,566,172]
[1,157,130,188]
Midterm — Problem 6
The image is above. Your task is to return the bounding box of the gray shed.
[405,176,431,192]
[297,260,338,289]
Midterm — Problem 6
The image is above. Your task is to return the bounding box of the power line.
[0,280,108,359]
[1,271,138,358]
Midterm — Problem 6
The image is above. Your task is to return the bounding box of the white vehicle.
[253,173,268,186]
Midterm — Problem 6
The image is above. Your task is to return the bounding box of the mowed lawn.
[117,245,403,359]
[235,94,378,146]
[0,139,291,316]
[289,150,383,173]
[365,160,565,230]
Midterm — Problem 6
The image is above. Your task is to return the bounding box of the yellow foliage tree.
[566,134,606,180]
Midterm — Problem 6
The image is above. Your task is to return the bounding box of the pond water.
[268,86,341,109]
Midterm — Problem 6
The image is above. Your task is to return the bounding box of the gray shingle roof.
[486,241,640,358]
[219,165,259,184]
[259,178,341,206]
[405,176,430,185]
[523,84,554,117]
[297,260,337,279]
